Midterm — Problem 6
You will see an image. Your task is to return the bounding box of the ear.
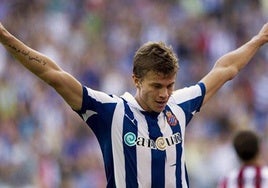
[132,74,140,88]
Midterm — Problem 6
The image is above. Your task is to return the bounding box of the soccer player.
[217,130,268,187]
[1,21,268,188]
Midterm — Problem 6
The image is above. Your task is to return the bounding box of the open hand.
[0,22,5,33]
[0,22,10,44]
[256,22,268,46]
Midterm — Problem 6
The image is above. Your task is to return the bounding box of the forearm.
[214,23,268,80]
[0,26,61,81]
[201,24,268,104]
[214,35,264,79]
[0,24,83,110]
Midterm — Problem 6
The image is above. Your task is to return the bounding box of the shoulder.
[169,83,206,105]
[172,82,205,98]
[77,86,122,115]
[82,85,121,103]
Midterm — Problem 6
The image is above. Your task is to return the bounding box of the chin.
[154,107,165,113]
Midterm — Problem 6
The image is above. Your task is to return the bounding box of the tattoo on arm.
[8,44,47,66]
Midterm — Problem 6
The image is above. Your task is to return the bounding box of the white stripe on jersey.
[161,113,177,188]
[135,110,152,188]
[171,85,203,115]
[111,100,126,187]
[86,87,117,103]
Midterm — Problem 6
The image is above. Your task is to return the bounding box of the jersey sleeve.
[169,82,206,124]
[74,85,118,124]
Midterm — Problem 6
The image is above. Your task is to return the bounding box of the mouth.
[156,101,167,108]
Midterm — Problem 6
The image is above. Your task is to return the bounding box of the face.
[133,71,176,113]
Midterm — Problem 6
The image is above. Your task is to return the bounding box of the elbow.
[228,66,240,80]
[214,60,240,81]
[39,69,62,88]
[219,66,239,81]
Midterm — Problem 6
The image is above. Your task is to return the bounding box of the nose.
[159,87,169,99]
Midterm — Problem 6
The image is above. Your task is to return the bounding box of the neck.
[134,93,148,111]
[242,157,263,167]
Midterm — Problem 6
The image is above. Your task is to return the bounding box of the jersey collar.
[121,92,145,111]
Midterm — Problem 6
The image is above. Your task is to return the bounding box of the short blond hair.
[133,41,179,79]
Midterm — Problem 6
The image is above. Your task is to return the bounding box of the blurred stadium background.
[0,0,268,187]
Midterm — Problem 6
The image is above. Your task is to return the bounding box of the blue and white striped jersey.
[75,82,206,188]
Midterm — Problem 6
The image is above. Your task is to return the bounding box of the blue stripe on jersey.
[143,111,166,188]
[198,82,206,97]
[122,100,138,188]
[164,106,185,188]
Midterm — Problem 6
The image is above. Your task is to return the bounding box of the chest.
[122,109,184,151]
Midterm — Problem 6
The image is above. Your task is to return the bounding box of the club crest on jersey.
[165,111,178,126]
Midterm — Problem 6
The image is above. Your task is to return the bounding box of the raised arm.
[0,23,82,111]
[201,22,268,105]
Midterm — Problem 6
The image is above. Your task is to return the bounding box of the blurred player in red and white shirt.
[218,130,268,188]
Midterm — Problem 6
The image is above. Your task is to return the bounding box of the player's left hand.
[256,22,268,45]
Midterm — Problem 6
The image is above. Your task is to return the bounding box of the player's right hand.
[0,22,10,44]
[0,22,5,33]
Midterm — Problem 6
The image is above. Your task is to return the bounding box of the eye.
[152,84,162,89]
[167,83,174,89]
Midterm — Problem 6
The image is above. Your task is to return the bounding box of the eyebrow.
[150,82,175,87]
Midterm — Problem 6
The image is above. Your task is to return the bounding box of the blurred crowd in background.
[0,0,268,187]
